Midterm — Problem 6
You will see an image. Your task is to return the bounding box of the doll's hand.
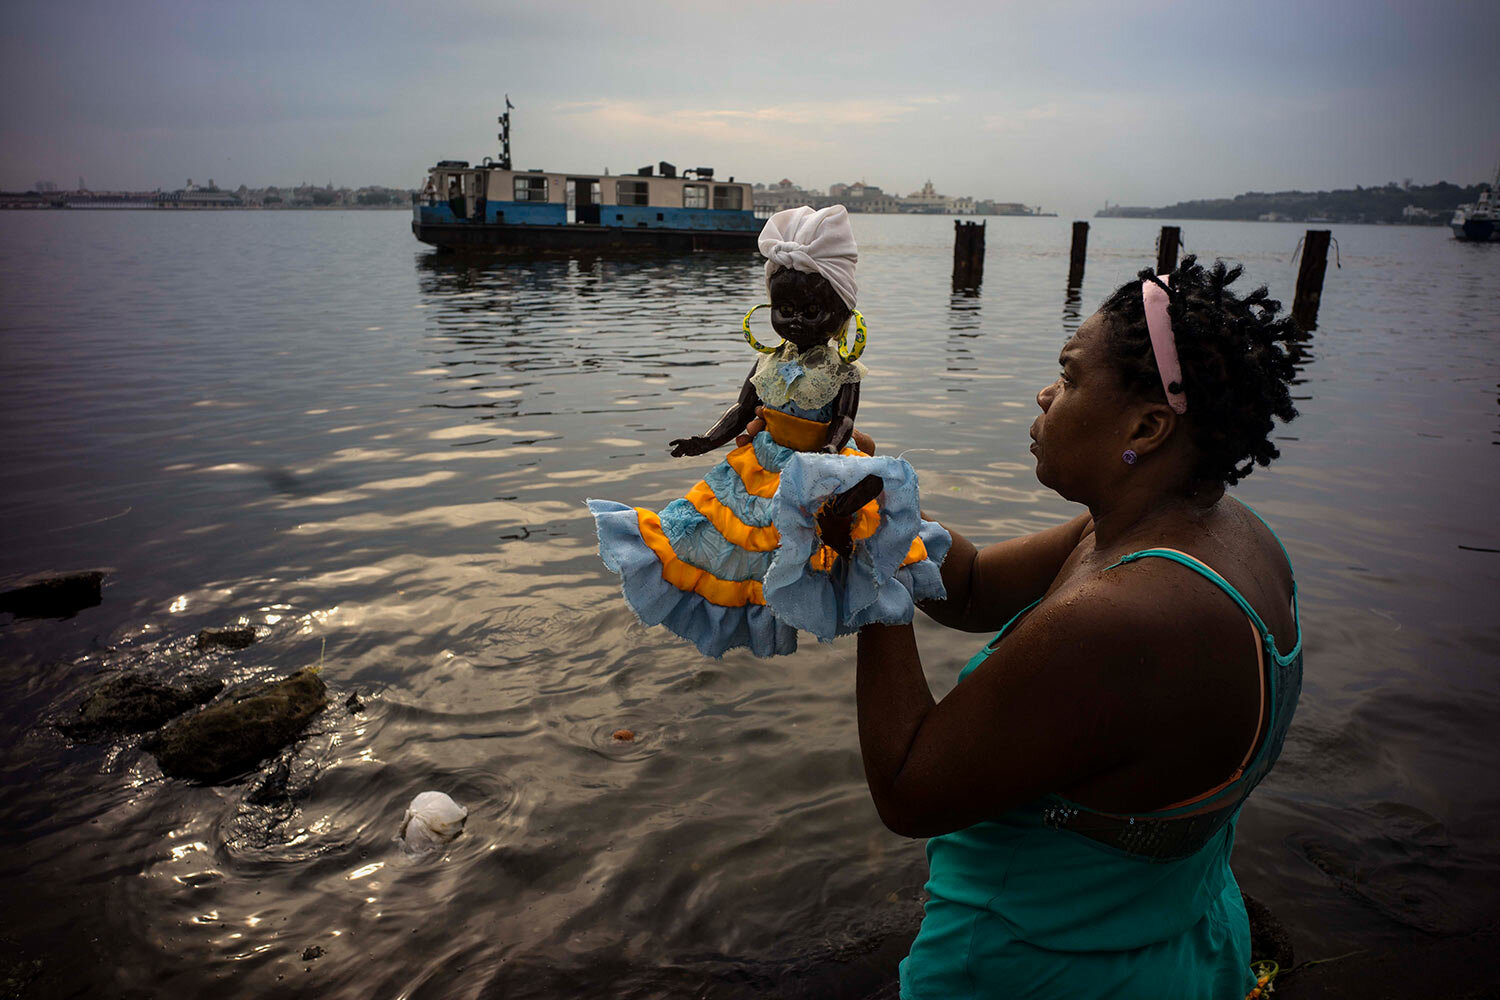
[821,427,877,455]
[734,407,767,448]
[817,473,885,556]
[668,436,714,457]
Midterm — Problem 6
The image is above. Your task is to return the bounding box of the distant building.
[892,180,978,214]
[836,182,902,214]
[159,179,241,208]
[900,179,949,213]
[976,200,1034,215]
[752,178,824,216]
[754,176,1031,216]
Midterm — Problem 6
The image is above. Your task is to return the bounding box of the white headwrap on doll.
[758,205,858,310]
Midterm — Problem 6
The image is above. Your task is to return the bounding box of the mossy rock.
[196,627,257,651]
[62,673,225,740]
[0,570,103,619]
[146,669,327,783]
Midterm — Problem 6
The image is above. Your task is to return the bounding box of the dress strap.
[985,597,1042,652]
[1104,548,1273,640]
[958,597,1042,683]
[1152,617,1268,812]
[1108,544,1301,668]
[1099,547,1276,815]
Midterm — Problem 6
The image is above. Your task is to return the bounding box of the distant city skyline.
[2,0,1496,219]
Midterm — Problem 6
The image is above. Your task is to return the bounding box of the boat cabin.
[416,160,757,233]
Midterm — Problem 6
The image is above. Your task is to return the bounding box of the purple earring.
[1122,449,1138,466]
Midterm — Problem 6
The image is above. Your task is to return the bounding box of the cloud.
[982,103,1063,133]
[556,98,931,134]
[2,0,1495,206]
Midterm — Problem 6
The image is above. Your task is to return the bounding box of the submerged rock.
[245,755,294,807]
[196,626,257,651]
[145,668,327,783]
[0,954,44,997]
[0,570,104,619]
[62,672,225,740]
[397,791,468,855]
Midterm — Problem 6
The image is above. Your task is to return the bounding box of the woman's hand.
[734,408,767,448]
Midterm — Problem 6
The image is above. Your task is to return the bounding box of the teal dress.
[901,521,1303,999]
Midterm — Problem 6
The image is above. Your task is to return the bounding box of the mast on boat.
[497,95,514,171]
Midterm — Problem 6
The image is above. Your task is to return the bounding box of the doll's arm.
[821,381,862,454]
[669,364,761,458]
[818,471,885,555]
[816,381,880,555]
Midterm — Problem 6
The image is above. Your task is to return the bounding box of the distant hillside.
[1097,180,1486,224]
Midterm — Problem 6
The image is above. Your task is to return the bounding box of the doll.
[588,206,950,658]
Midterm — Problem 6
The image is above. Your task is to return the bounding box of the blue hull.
[412,219,759,253]
[1451,217,1498,242]
[412,199,760,252]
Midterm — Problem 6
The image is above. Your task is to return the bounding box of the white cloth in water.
[758,205,858,310]
[398,790,468,853]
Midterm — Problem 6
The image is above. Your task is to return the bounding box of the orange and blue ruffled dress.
[588,391,950,658]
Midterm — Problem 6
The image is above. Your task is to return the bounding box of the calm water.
[1,210,1496,998]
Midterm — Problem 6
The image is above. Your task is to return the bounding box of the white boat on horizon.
[1451,161,1499,242]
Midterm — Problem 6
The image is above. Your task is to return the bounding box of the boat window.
[683,184,708,210]
[616,180,650,206]
[514,175,549,202]
[713,185,744,211]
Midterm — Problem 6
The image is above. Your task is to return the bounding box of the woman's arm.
[918,511,1094,633]
[858,559,1264,838]
[857,586,1149,838]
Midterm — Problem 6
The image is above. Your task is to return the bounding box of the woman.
[858,257,1304,998]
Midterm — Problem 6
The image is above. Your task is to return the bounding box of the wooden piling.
[1292,229,1331,331]
[1067,221,1089,287]
[953,220,986,288]
[1062,283,1083,333]
[1156,226,1181,275]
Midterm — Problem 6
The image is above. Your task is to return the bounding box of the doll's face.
[768,269,851,350]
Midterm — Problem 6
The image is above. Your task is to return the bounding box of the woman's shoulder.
[1079,498,1295,650]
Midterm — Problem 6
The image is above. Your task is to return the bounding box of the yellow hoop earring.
[741,303,782,354]
[837,310,868,363]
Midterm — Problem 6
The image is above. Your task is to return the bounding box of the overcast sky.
[3,0,1496,214]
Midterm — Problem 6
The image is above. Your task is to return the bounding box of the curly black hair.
[1098,255,1301,486]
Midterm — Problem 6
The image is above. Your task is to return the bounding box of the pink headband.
[1141,276,1187,414]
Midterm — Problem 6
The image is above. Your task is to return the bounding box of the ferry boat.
[412,106,758,252]
[1451,161,1499,242]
